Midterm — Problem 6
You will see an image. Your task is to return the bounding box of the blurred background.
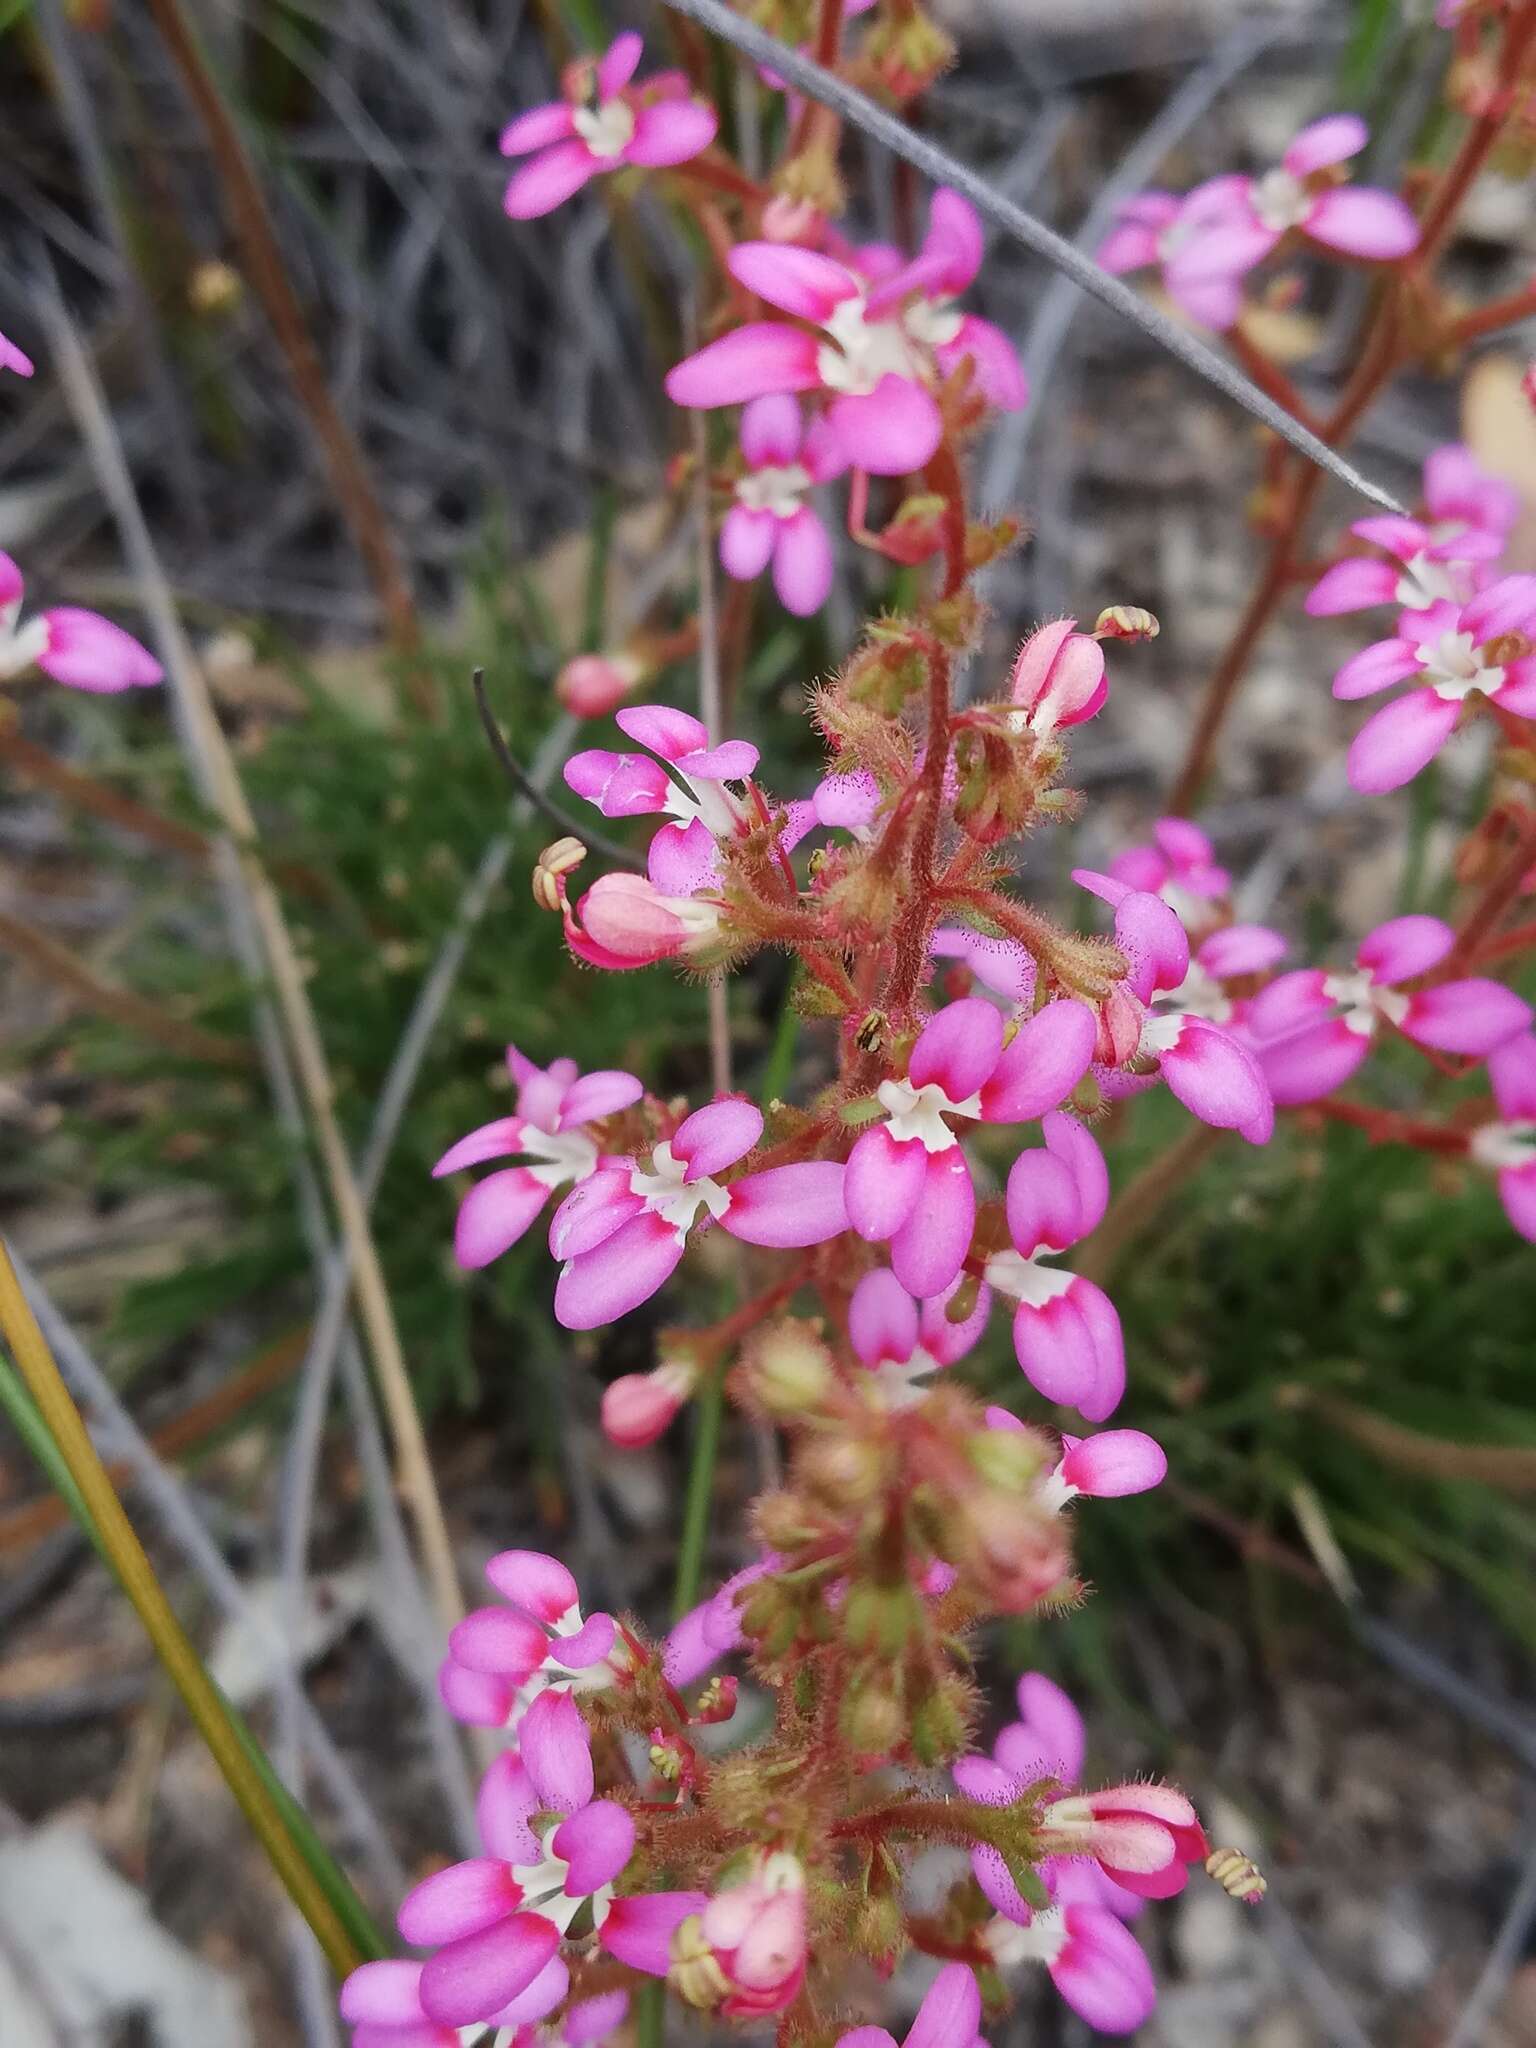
[2,0,1535,2041]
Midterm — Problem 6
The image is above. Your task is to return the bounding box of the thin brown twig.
[141,0,427,705]
[0,712,208,861]
[0,904,252,1068]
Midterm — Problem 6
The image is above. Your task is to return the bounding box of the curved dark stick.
[471,671,645,872]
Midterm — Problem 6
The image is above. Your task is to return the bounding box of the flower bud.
[601,1360,697,1447]
[738,1318,834,1419]
[969,1424,1047,1491]
[1007,619,1107,739]
[842,1580,920,1655]
[761,195,826,246]
[556,650,644,718]
[799,1433,886,1512]
[840,1672,906,1756]
[1097,984,1145,1067]
[910,1676,970,1766]
[1094,605,1160,642]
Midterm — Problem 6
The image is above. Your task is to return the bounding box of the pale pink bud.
[1008,619,1107,738]
[574,872,722,969]
[760,196,826,246]
[601,1361,697,1447]
[558,651,644,719]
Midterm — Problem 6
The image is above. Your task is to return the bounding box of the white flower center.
[1251,166,1311,233]
[1395,551,1460,609]
[816,295,925,397]
[1039,1465,1076,1513]
[520,1125,602,1190]
[1419,628,1505,703]
[983,1905,1068,1970]
[513,1823,615,1930]
[1322,967,1408,1036]
[877,1075,980,1151]
[0,612,49,683]
[1138,1008,1188,1058]
[870,1347,941,1411]
[984,1247,1075,1310]
[572,97,635,159]
[903,296,964,349]
[629,1139,732,1235]
[660,772,748,842]
[1155,961,1232,1025]
[1470,1118,1536,1172]
[735,462,813,518]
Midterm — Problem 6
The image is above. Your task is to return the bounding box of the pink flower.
[405,1693,636,2026]
[721,396,847,616]
[557,652,645,718]
[1334,578,1536,793]
[339,1953,572,2048]
[434,1047,642,1269]
[1083,881,1276,1143]
[1044,1428,1167,1507]
[1100,116,1417,332]
[983,1113,1125,1422]
[983,1897,1156,2035]
[601,1359,698,1446]
[1249,915,1532,1104]
[1473,1033,1536,1241]
[548,1097,848,1329]
[847,1267,993,1407]
[665,190,1027,476]
[0,331,33,377]
[0,551,161,693]
[499,34,716,219]
[689,1852,808,2017]
[602,1890,712,1976]
[1007,619,1108,738]
[440,1549,623,1730]
[566,703,759,897]
[835,1962,984,2048]
[664,1555,781,1688]
[1108,817,1229,921]
[1038,1782,1208,1901]
[929,926,1037,1006]
[843,996,1098,1298]
[1306,445,1518,617]
[560,869,725,971]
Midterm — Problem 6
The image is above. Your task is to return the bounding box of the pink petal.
[548,1165,643,1260]
[1166,220,1278,287]
[845,1125,928,1241]
[1403,979,1531,1055]
[1074,1281,1127,1422]
[454,1168,551,1268]
[1347,688,1461,792]
[37,609,162,692]
[1051,1907,1156,2035]
[647,818,722,898]
[979,1001,1097,1123]
[890,1148,975,1298]
[684,737,759,781]
[499,102,577,156]
[1305,187,1419,260]
[1009,1670,1085,1782]
[772,507,834,616]
[439,1657,513,1728]
[935,315,1028,410]
[917,1274,993,1365]
[815,770,882,832]
[552,1799,635,1894]
[565,1991,630,2047]
[1283,113,1368,175]
[519,1689,594,1812]
[398,1860,520,1947]
[1096,221,1162,274]
[476,1752,542,1863]
[740,393,802,466]
[1500,1163,1536,1242]
[503,141,602,220]
[559,1069,643,1127]
[1257,1015,1370,1104]
[1306,558,1399,616]
[1332,636,1420,700]
[848,1267,918,1367]
[488,1956,571,2030]
[1159,1018,1274,1142]
[910,996,1005,1101]
[0,331,35,378]
[597,31,644,96]
[624,97,717,167]
[554,1212,687,1330]
[1352,513,1431,556]
[665,323,821,407]
[342,1960,432,2026]
[970,1842,1035,1923]
[1246,967,1332,1042]
[723,1161,850,1245]
[904,1964,982,2048]
[663,1602,721,1687]
[1013,1290,1110,1419]
[1060,1428,1166,1497]
[801,414,849,484]
[601,1891,710,1975]
[1489,1033,1536,1121]
[1197,923,1288,978]
[826,376,943,475]
[1358,913,1455,984]
[558,1612,618,1668]
[1113,889,1190,1000]
[1006,1150,1087,1257]
[434,1116,527,1176]
[839,2030,900,2048]
[615,703,708,757]
[930,927,1036,1005]
[483,1549,577,1623]
[1463,574,1536,644]
[671,1097,763,1177]
[1044,1111,1110,1233]
[420,1914,561,2027]
[728,241,861,322]
[925,189,985,291]
[448,1605,546,1679]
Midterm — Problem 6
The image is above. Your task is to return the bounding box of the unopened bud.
[800,1433,886,1511]
[1094,605,1160,642]
[910,1677,969,1765]
[601,1361,697,1447]
[1097,984,1144,1067]
[969,1425,1046,1491]
[840,1675,906,1755]
[739,1319,833,1418]
[557,650,645,718]
[761,195,826,246]
[842,1580,920,1655]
